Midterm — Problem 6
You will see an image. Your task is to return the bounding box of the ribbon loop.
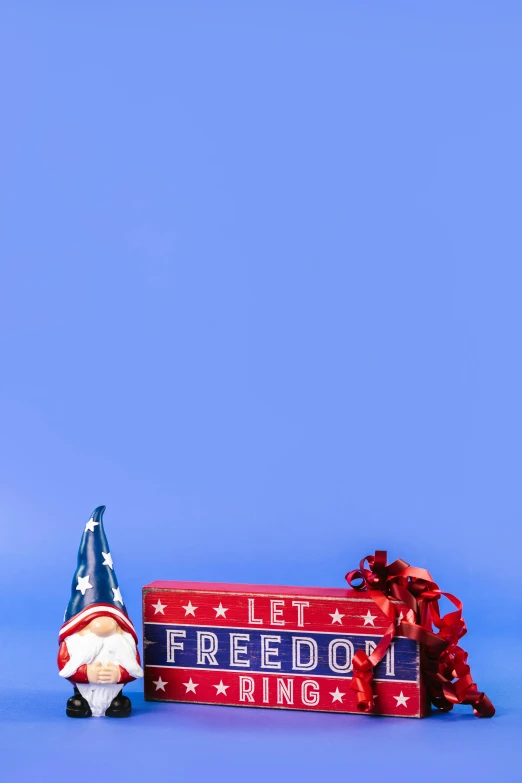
[345,550,494,718]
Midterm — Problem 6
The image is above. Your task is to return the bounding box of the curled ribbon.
[346,550,495,718]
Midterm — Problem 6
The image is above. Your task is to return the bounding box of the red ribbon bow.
[346,550,495,718]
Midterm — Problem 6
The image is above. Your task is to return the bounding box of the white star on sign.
[76,575,93,595]
[330,687,345,703]
[213,603,228,618]
[101,551,113,569]
[183,678,198,694]
[394,691,410,708]
[329,609,345,625]
[152,599,167,615]
[153,677,167,692]
[182,601,197,616]
[214,680,229,695]
[112,586,124,605]
[361,610,377,626]
[84,517,99,533]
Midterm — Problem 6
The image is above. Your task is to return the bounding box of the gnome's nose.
[90,616,118,637]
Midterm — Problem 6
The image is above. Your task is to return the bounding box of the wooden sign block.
[142,581,429,718]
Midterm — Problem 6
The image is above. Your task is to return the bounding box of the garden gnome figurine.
[58,505,143,717]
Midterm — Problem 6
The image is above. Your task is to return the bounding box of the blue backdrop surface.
[1,2,521,781]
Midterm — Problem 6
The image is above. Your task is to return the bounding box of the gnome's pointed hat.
[59,506,138,643]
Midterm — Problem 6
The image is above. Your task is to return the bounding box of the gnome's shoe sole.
[66,692,92,718]
[105,692,132,718]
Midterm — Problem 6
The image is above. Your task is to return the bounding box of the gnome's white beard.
[60,630,143,717]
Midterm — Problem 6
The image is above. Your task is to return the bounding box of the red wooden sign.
[142,581,429,717]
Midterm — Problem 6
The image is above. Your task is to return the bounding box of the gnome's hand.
[87,662,104,683]
[98,662,120,684]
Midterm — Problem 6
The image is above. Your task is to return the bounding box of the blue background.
[1,2,520,781]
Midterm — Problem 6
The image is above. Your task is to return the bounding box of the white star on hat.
[101,551,113,569]
[76,575,93,596]
[112,586,124,605]
[84,517,99,533]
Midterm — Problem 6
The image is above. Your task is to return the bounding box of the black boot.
[66,687,92,718]
[105,690,132,718]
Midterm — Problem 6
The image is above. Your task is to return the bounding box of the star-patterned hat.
[59,506,138,643]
